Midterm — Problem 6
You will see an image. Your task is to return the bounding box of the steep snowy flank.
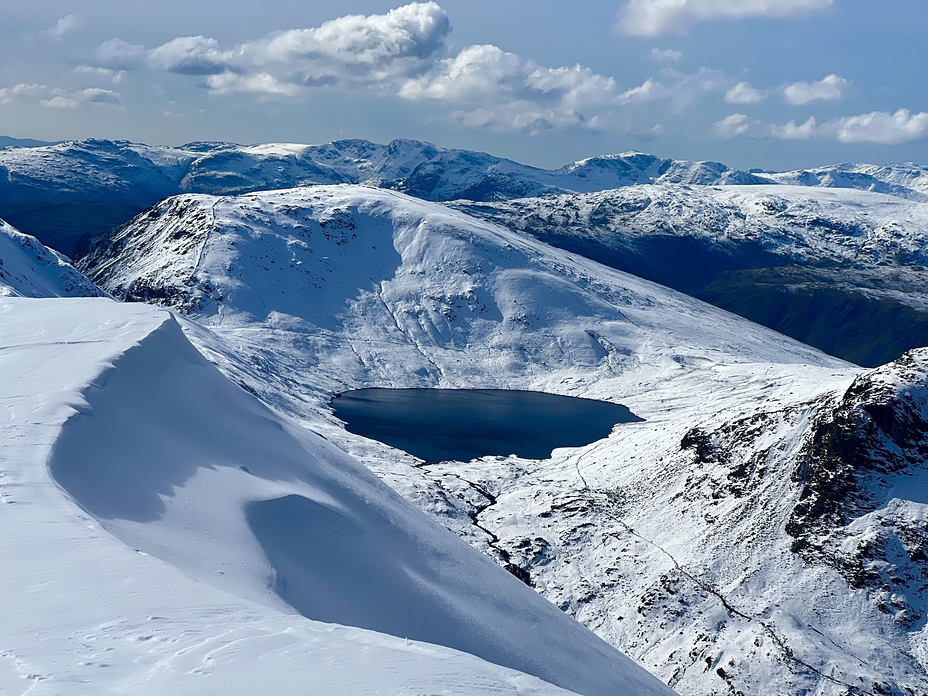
[0,218,103,297]
[78,184,928,694]
[1,296,672,696]
[455,184,928,366]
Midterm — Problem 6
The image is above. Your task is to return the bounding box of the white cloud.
[74,66,126,84]
[89,2,738,136]
[399,45,522,102]
[96,39,147,70]
[716,109,928,145]
[206,72,304,98]
[651,48,683,61]
[770,116,817,140]
[618,78,664,105]
[831,109,928,144]
[725,81,765,104]
[148,36,235,75]
[782,73,848,105]
[616,68,724,108]
[0,83,120,109]
[96,2,451,99]
[714,113,752,139]
[43,14,82,39]
[618,0,833,37]
[399,44,619,133]
[0,83,46,103]
[261,1,450,73]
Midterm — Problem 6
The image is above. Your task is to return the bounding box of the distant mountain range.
[2,136,927,367]
[3,136,927,256]
[0,135,53,149]
[453,184,928,367]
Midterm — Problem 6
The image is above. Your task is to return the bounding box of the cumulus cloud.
[94,2,451,99]
[782,73,848,105]
[831,109,928,144]
[616,68,724,108]
[261,1,450,73]
[0,83,120,109]
[651,48,683,61]
[618,0,833,36]
[96,38,147,70]
[0,83,47,103]
[400,44,618,133]
[74,65,126,84]
[725,81,765,104]
[206,72,305,97]
[715,108,928,145]
[90,2,733,136]
[770,116,818,140]
[714,113,753,139]
[148,36,235,75]
[43,14,82,39]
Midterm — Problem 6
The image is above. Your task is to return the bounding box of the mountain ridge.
[78,183,928,695]
[3,136,927,257]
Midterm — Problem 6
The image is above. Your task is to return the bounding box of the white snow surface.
[0,218,103,298]
[1,295,675,696]
[79,184,928,694]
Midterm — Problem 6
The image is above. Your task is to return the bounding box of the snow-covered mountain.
[79,184,928,695]
[6,135,928,369]
[455,184,928,367]
[0,138,768,255]
[768,162,928,200]
[8,135,927,259]
[0,217,104,297]
[1,281,673,690]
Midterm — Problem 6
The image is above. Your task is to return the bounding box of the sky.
[1,1,926,170]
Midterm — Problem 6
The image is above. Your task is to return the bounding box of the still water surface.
[331,388,643,463]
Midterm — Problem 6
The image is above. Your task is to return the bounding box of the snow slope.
[1,295,674,696]
[79,184,928,694]
[455,184,928,366]
[0,218,104,298]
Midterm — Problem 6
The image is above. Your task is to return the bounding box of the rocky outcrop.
[788,350,928,627]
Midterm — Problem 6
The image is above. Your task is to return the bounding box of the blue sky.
[1,1,926,170]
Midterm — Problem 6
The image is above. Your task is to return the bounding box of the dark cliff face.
[788,350,928,627]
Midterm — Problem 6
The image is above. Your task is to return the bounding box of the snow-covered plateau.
[71,185,928,695]
[0,220,675,696]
